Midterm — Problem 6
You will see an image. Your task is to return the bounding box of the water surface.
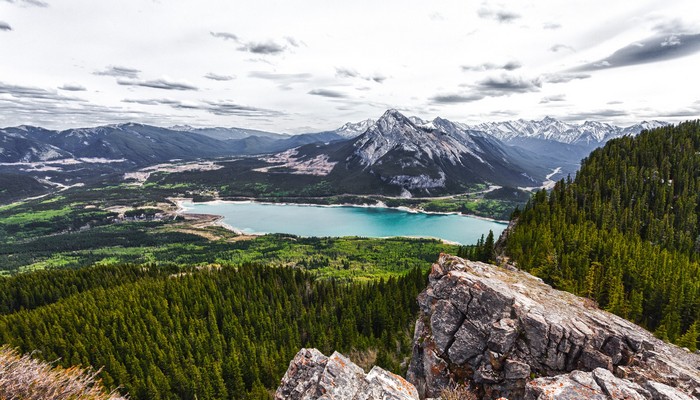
[180,201,507,245]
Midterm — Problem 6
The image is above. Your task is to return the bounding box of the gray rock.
[525,371,608,400]
[488,318,519,354]
[356,367,420,400]
[275,348,329,400]
[430,300,464,355]
[406,254,700,399]
[505,359,531,380]
[275,348,419,400]
[591,368,649,399]
[317,352,365,398]
[447,321,486,365]
[645,381,695,400]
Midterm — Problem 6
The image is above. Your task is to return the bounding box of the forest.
[505,120,700,349]
[0,263,428,399]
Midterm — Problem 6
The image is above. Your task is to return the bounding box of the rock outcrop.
[275,348,419,400]
[407,254,700,399]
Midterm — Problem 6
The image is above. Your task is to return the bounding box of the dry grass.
[0,346,126,400]
[440,383,478,400]
[346,348,378,372]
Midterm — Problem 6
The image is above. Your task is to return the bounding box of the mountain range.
[0,111,667,199]
[250,110,669,195]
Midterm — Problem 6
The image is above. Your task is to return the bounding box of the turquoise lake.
[180,201,507,245]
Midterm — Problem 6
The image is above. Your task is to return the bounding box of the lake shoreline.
[169,197,509,224]
[169,197,506,245]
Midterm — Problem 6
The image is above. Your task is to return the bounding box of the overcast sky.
[1,0,699,132]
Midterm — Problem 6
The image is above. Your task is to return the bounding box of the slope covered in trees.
[0,264,426,399]
[505,120,700,348]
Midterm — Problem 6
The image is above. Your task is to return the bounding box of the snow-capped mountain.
[287,110,555,195]
[331,119,376,139]
[467,117,668,147]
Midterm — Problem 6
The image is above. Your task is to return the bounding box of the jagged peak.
[377,109,411,124]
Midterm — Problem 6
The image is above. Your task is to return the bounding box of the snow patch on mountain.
[333,119,376,139]
[257,149,336,176]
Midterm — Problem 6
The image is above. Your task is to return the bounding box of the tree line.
[505,121,700,349]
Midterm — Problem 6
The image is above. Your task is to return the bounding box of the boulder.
[274,348,419,400]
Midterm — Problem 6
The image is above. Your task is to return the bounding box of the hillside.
[504,120,700,347]
[0,238,447,398]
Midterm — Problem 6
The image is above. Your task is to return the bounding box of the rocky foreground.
[274,348,418,399]
[277,254,700,399]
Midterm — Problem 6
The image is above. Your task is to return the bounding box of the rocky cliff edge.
[407,254,700,399]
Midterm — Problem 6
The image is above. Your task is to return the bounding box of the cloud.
[117,78,198,91]
[336,68,359,78]
[477,6,520,23]
[0,21,11,31]
[121,97,282,118]
[656,101,700,118]
[0,81,81,101]
[308,89,347,98]
[238,40,286,55]
[572,33,700,71]
[550,44,574,52]
[58,83,86,91]
[539,94,566,104]
[431,74,541,104]
[249,71,312,82]
[475,74,542,93]
[658,109,700,118]
[335,67,387,83]
[210,31,239,42]
[559,109,628,121]
[1,0,48,7]
[284,36,301,47]
[94,65,141,79]
[204,72,235,81]
[429,12,445,21]
[211,31,293,55]
[122,98,185,106]
[652,18,696,35]
[543,22,561,30]
[461,61,522,71]
[430,93,486,104]
[202,100,282,117]
[542,73,590,83]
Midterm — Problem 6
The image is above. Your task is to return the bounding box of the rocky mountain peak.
[375,109,414,131]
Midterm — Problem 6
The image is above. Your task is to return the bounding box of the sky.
[1,0,699,132]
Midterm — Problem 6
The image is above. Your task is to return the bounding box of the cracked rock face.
[406,254,700,399]
[274,348,419,400]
